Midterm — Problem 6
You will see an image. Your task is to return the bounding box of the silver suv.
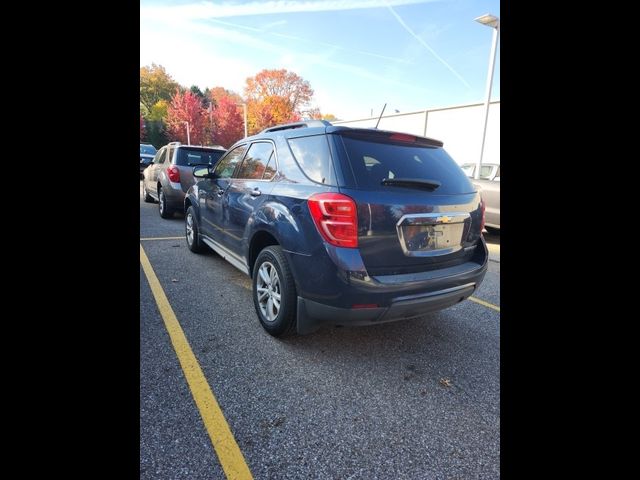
[142,142,226,218]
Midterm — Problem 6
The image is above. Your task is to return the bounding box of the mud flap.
[296,297,323,335]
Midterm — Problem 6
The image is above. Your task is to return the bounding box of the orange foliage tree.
[244,69,314,134]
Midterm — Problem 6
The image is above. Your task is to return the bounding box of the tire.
[185,206,206,253]
[252,246,297,337]
[158,186,173,219]
[142,182,154,203]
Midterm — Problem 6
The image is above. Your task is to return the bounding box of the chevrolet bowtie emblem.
[438,216,451,223]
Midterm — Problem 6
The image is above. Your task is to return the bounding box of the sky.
[140,0,500,120]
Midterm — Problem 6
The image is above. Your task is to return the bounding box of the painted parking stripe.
[469,296,500,312]
[140,244,253,480]
[140,236,184,241]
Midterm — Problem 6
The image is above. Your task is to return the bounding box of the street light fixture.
[183,121,191,145]
[474,13,499,180]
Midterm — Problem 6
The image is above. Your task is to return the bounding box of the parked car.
[184,120,488,336]
[142,142,226,218]
[460,163,500,230]
[140,143,157,178]
[460,162,499,181]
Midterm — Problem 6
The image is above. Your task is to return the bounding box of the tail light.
[479,198,486,232]
[167,165,180,183]
[389,133,416,143]
[308,193,358,248]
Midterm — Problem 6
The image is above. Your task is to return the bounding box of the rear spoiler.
[327,126,444,148]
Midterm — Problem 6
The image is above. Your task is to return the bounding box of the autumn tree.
[140,64,180,114]
[211,93,245,148]
[140,115,145,141]
[209,86,243,107]
[244,69,314,134]
[166,90,208,145]
[147,100,168,122]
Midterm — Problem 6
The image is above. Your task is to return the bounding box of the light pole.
[237,103,248,138]
[474,13,499,180]
[183,121,190,145]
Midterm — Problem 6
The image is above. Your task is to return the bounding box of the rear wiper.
[381,178,441,191]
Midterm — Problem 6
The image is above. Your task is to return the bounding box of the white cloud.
[140,24,255,92]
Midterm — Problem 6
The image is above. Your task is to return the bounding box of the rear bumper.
[293,238,488,334]
[297,282,477,333]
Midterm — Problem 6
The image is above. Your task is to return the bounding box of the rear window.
[339,136,474,194]
[287,135,336,185]
[140,144,156,155]
[176,148,225,167]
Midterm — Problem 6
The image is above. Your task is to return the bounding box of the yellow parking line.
[140,244,253,480]
[469,296,500,312]
[140,236,184,241]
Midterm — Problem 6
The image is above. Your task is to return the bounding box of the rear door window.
[339,135,474,194]
[235,142,275,180]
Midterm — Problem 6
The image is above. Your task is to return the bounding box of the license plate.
[396,213,470,257]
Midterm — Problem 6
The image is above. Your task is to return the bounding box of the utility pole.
[183,121,190,145]
[237,103,248,138]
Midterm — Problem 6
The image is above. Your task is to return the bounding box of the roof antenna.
[374,103,387,129]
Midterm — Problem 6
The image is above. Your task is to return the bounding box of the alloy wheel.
[186,212,194,246]
[256,261,281,322]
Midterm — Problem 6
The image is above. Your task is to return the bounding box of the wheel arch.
[248,230,280,278]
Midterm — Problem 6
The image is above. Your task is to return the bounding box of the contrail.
[209,17,411,64]
[386,4,471,88]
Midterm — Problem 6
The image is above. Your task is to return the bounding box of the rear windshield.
[176,148,225,167]
[339,136,474,194]
[140,144,156,155]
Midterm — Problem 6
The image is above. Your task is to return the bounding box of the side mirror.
[193,165,213,179]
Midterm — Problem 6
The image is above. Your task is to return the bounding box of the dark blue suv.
[184,120,488,336]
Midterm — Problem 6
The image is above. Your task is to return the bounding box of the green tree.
[140,64,180,114]
[190,85,209,108]
[145,121,168,149]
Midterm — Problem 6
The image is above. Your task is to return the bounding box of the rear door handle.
[250,188,261,197]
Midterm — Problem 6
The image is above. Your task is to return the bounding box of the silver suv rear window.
[176,148,224,167]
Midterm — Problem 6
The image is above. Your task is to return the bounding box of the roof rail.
[260,120,332,134]
[167,141,182,146]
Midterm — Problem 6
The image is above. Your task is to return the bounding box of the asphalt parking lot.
[140,183,500,479]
